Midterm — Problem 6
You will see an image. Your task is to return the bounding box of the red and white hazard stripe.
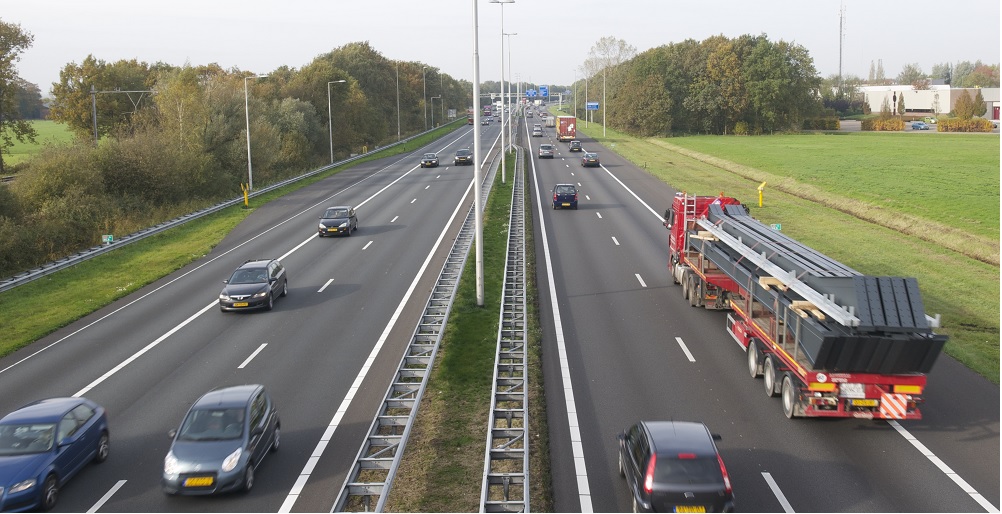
[880,393,909,419]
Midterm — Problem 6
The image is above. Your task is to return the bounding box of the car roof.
[191,384,263,410]
[1,397,90,424]
[643,421,717,457]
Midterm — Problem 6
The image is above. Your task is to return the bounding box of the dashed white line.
[318,279,335,293]
[596,212,603,219]
[635,274,647,287]
[425,185,430,189]
[362,241,373,250]
[391,215,399,223]
[674,337,696,362]
[762,472,795,512]
[888,420,999,512]
[585,195,591,200]
[410,198,417,203]
[238,344,267,369]
[612,237,620,246]
[87,479,127,513]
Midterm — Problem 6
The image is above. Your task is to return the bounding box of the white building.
[860,85,1000,120]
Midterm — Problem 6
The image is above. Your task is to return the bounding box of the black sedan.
[618,421,734,512]
[318,205,357,237]
[0,397,110,511]
[218,259,288,312]
[454,149,473,166]
[581,152,600,167]
[162,385,280,495]
[420,153,439,168]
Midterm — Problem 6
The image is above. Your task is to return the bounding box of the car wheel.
[41,474,58,511]
[782,375,798,419]
[271,425,281,452]
[243,464,254,492]
[747,341,760,379]
[281,280,288,297]
[265,294,274,311]
[763,356,777,397]
[94,431,110,463]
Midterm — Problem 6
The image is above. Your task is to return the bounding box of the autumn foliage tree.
[0,19,37,174]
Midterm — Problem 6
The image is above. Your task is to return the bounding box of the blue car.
[552,183,579,210]
[0,397,110,512]
[911,121,929,130]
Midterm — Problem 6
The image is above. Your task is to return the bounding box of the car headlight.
[164,452,179,475]
[222,447,242,472]
[319,223,327,230]
[252,291,268,298]
[338,221,348,229]
[219,293,230,301]
[9,478,36,494]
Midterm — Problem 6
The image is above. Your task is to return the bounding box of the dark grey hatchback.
[163,385,280,495]
[618,421,734,513]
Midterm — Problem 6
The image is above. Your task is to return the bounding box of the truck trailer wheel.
[763,356,778,397]
[747,341,760,378]
[681,271,691,300]
[781,375,800,419]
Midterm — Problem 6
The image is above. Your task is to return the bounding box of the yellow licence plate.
[851,399,878,407]
[562,203,570,206]
[328,228,338,232]
[675,506,706,513]
[233,302,249,307]
[184,476,214,487]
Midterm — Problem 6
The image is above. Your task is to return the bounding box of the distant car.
[538,144,555,158]
[318,205,357,237]
[481,119,489,125]
[0,397,110,512]
[454,148,473,166]
[163,385,280,495]
[911,121,929,130]
[922,116,938,124]
[568,140,583,152]
[552,184,578,210]
[581,152,600,167]
[618,421,734,513]
[532,128,543,137]
[219,259,288,312]
[420,153,439,167]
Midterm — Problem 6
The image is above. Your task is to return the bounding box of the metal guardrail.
[0,123,461,294]
[332,146,503,513]
[479,146,528,513]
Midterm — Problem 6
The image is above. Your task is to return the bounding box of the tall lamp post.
[504,32,516,153]
[423,66,428,130]
[491,0,514,184]
[327,79,347,164]
[471,0,484,306]
[395,61,401,141]
[244,74,267,191]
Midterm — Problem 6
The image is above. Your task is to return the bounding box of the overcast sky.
[5,0,1000,96]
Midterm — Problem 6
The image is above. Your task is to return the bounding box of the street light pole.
[491,0,514,184]
[396,62,401,141]
[471,0,484,306]
[603,66,606,138]
[327,79,347,164]
[244,74,267,191]
[504,32,516,153]
[423,66,427,130]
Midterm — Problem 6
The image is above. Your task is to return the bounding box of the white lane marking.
[87,479,127,513]
[598,163,662,220]
[635,274,647,288]
[674,337,696,363]
[762,472,795,513]
[612,237,620,246]
[585,195,591,200]
[318,279,334,293]
[596,212,603,219]
[362,241,373,250]
[410,198,417,203]
[238,344,268,369]
[391,215,399,223]
[425,185,430,189]
[577,182,582,187]
[887,420,1000,512]
[527,133,594,513]
[279,174,478,513]
[437,174,443,178]
[571,172,576,177]
[74,301,217,398]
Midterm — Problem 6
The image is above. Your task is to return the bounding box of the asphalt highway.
[0,122,503,512]
[525,112,1000,513]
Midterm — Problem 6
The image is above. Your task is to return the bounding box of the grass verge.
[385,151,552,511]
[4,120,76,167]
[570,118,999,383]
[0,121,466,359]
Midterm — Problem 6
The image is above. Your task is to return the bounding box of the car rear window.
[654,456,723,485]
[555,186,575,194]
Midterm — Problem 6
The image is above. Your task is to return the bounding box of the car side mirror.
[59,437,73,447]
[222,279,228,284]
[168,429,177,439]
[251,425,264,436]
[712,433,722,441]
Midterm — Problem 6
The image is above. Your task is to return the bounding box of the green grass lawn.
[571,118,1000,383]
[4,120,76,167]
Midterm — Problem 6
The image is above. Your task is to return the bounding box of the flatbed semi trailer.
[665,193,946,419]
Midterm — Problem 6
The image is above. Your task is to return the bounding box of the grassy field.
[4,120,76,167]
[569,117,999,383]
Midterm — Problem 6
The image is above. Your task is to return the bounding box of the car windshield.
[424,154,436,159]
[457,150,470,155]
[654,456,723,485]
[324,209,349,219]
[177,408,245,442]
[0,423,56,455]
[229,268,268,284]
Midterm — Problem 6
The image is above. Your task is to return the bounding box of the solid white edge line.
[318,279,335,293]
[674,337,696,363]
[528,123,593,513]
[86,479,127,513]
[278,174,478,514]
[762,472,795,513]
[598,163,662,221]
[238,344,267,369]
[635,274,647,288]
[887,420,1000,512]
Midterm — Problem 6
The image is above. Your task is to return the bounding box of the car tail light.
[643,454,657,494]
[553,192,559,202]
[574,192,579,201]
[717,454,732,495]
